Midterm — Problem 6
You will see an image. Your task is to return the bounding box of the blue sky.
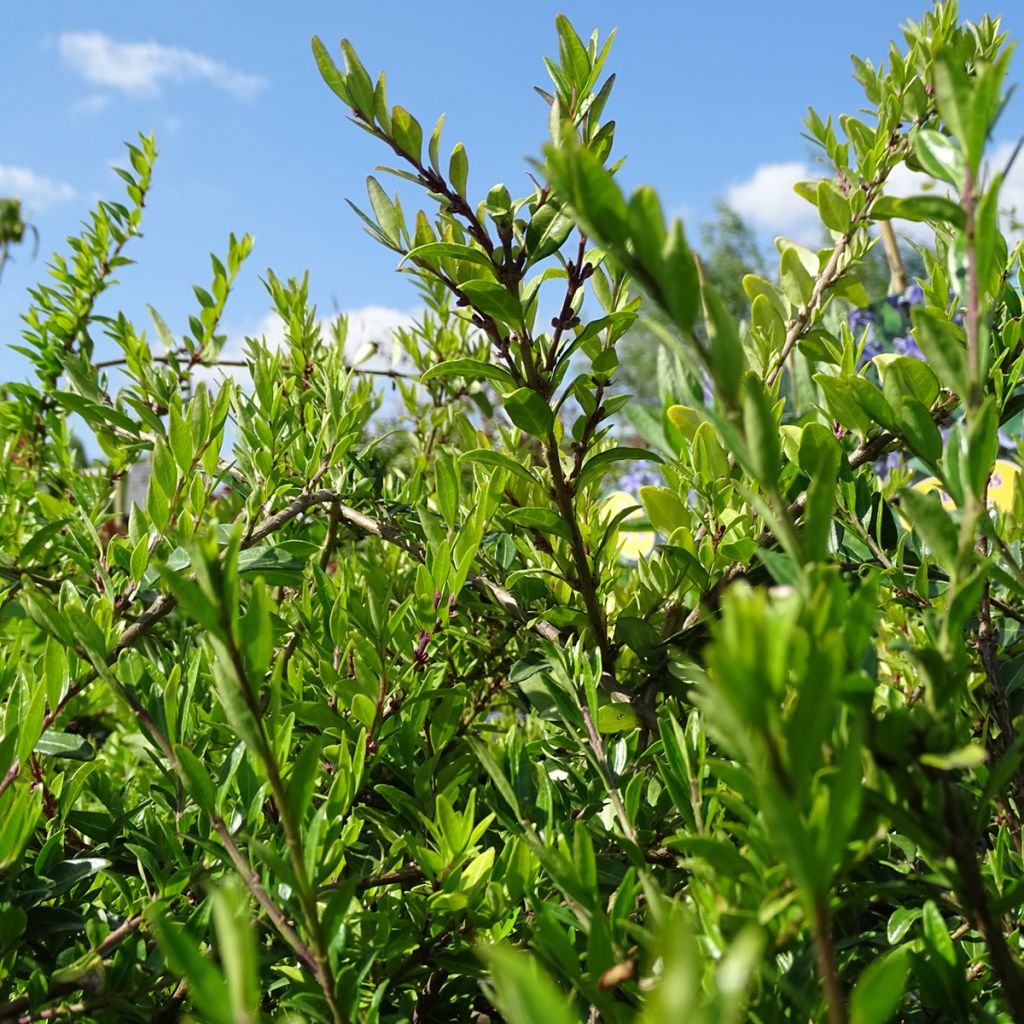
[0,1,1016,382]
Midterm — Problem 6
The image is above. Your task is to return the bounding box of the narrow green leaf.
[311,37,351,105]
[479,945,577,1024]
[742,374,780,488]
[871,194,965,229]
[461,448,541,487]
[849,949,910,1024]
[174,744,217,814]
[34,732,95,762]
[576,447,662,492]
[421,357,517,389]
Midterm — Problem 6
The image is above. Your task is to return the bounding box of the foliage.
[617,201,768,406]
[0,198,35,281]
[2,4,1024,1022]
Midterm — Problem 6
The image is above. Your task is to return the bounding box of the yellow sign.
[913,458,1020,511]
[601,490,657,561]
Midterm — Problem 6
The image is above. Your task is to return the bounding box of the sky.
[0,1,1019,385]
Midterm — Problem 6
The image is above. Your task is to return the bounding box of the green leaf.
[966,396,998,499]
[813,376,866,435]
[34,732,94,762]
[461,448,540,487]
[391,105,423,163]
[920,744,988,770]
[817,180,851,232]
[912,129,964,188]
[479,945,577,1024]
[504,507,571,541]
[887,907,921,944]
[932,50,973,171]
[780,247,814,308]
[146,907,233,1024]
[239,579,273,680]
[168,404,193,474]
[921,900,957,966]
[0,788,42,872]
[899,487,958,565]
[525,203,575,264]
[975,172,1003,291]
[339,40,375,119]
[849,949,910,1024]
[435,450,460,528]
[871,194,965,229]
[911,308,967,396]
[504,388,554,437]
[449,143,469,196]
[848,376,898,430]
[211,881,261,1024]
[639,486,689,535]
[703,282,744,408]
[576,447,662,492]
[285,738,325,823]
[895,397,942,465]
[545,143,629,248]
[403,241,494,273]
[311,36,351,105]
[798,422,841,561]
[742,373,780,488]
[174,744,217,814]
[421,357,517,389]
[879,355,940,409]
[593,704,638,737]
[366,176,403,247]
[459,280,524,327]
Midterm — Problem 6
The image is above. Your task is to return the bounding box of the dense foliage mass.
[2,3,1024,1021]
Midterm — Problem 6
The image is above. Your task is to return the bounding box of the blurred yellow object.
[913,458,1020,512]
[601,490,656,561]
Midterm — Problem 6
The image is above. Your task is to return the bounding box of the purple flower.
[617,467,664,494]
[848,308,877,332]
[905,283,925,306]
[874,449,903,482]
[892,335,923,359]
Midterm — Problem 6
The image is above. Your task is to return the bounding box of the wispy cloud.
[726,142,1024,249]
[0,165,77,212]
[989,140,1024,238]
[725,160,820,245]
[71,92,110,116]
[201,305,417,387]
[58,32,267,99]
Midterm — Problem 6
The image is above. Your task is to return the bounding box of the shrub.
[2,3,1024,1021]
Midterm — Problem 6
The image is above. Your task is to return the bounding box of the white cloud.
[71,92,110,116]
[989,139,1024,239]
[0,165,76,212]
[724,143,1024,249]
[725,160,821,245]
[203,305,417,387]
[58,32,267,99]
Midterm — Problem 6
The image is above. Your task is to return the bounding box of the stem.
[211,818,320,973]
[879,220,908,294]
[544,437,615,674]
[944,783,1024,1022]
[812,897,848,1024]
[962,166,982,416]
[222,637,345,1024]
[579,700,639,846]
